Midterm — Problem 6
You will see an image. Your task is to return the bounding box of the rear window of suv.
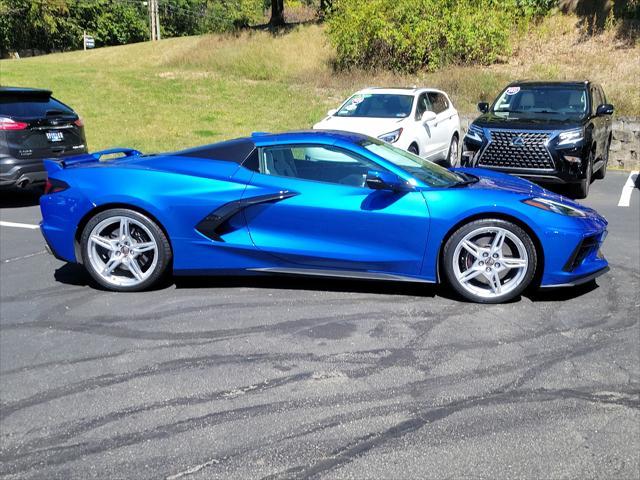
[0,94,75,118]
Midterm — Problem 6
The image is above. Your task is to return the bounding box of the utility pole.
[155,0,161,41]
[148,0,155,41]
[147,0,160,41]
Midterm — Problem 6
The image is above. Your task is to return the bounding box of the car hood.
[472,112,584,131]
[454,167,600,215]
[313,116,405,137]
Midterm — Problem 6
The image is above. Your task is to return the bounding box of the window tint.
[0,95,74,118]
[260,145,381,187]
[427,92,448,114]
[336,94,413,119]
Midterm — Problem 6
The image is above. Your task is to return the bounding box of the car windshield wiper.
[449,172,479,188]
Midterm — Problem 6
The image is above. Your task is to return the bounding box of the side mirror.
[596,103,614,116]
[366,170,413,192]
[421,111,437,122]
[478,102,489,113]
[327,108,337,116]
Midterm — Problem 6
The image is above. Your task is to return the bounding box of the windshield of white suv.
[362,139,464,187]
[492,85,588,120]
[336,94,414,119]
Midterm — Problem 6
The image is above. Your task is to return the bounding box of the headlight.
[522,197,586,217]
[466,123,484,142]
[557,128,583,146]
[378,128,403,143]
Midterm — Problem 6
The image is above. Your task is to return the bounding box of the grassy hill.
[1,15,638,153]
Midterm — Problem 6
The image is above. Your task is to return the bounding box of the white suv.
[313,87,461,166]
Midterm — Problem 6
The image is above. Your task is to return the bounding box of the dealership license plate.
[46,131,64,142]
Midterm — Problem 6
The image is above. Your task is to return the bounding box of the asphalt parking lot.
[0,171,639,480]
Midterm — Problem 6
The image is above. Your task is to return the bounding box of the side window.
[414,93,431,120]
[259,145,382,187]
[427,92,448,114]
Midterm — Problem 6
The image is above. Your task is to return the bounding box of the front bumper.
[539,221,609,288]
[462,133,589,185]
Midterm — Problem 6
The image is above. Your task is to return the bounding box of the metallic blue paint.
[40,131,609,289]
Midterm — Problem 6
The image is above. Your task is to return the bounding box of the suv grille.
[477,130,554,171]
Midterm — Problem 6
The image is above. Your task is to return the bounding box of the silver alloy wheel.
[452,226,528,299]
[86,216,158,287]
[448,137,458,165]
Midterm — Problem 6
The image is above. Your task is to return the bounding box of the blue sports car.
[39,130,609,303]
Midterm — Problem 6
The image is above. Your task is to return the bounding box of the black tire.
[572,152,593,199]
[442,218,537,304]
[408,143,419,155]
[80,208,171,292]
[593,140,609,180]
[445,134,459,168]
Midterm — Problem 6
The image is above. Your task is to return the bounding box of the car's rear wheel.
[443,219,537,303]
[81,208,171,292]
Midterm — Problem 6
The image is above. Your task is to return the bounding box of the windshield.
[363,139,463,187]
[492,85,588,120]
[336,93,414,119]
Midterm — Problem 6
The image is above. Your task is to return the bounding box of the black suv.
[0,87,88,189]
[461,81,613,198]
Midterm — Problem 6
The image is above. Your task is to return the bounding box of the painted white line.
[617,170,639,207]
[3,250,47,263]
[0,220,40,230]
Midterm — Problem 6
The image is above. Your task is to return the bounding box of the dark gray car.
[0,87,88,189]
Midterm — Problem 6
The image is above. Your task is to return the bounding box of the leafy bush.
[326,0,553,73]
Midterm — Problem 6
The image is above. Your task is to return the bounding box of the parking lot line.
[617,171,639,207]
[0,220,40,229]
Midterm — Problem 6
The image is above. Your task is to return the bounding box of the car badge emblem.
[510,136,525,147]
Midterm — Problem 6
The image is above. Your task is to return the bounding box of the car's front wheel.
[446,134,459,167]
[443,219,537,303]
[81,208,171,292]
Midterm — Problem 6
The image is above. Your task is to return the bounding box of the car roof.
[0,86,53,96]
[507,80,591,88]
[354,87,447,96]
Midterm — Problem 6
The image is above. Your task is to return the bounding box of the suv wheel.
[593,140,609,180]
[446,134,459,167]
[408,143,419,155]
[573,152,593,199]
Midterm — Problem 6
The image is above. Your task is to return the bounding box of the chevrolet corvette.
[39,130,609,303]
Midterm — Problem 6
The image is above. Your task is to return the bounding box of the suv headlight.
[466,123,484,142]
[522,197,586,217]
[558,128,583,146]
[378,128,403,143]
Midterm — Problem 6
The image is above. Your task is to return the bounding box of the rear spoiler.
[44,148,142,174]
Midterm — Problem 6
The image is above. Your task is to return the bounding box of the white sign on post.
[83,32,95,50]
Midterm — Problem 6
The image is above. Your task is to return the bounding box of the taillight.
[74,117,84,127]
[44,178,69,194]
[0,117,28,130]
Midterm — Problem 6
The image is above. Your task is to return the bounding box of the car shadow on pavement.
[0,188,42,208]
[53,263,601,304]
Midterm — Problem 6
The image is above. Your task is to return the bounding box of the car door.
[424,92,454,160]
[241,143,430,276]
